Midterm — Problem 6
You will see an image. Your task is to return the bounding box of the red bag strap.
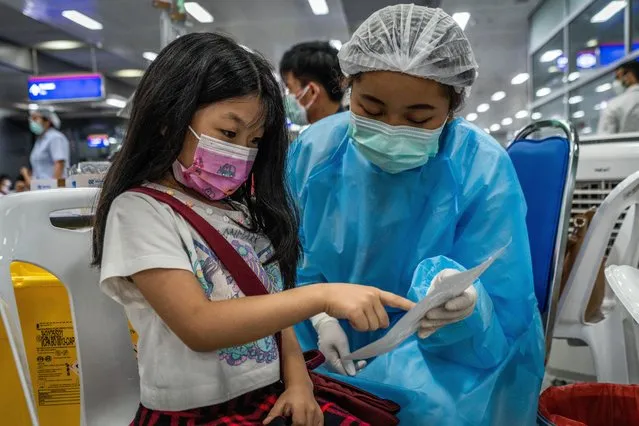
[130,187,270,298]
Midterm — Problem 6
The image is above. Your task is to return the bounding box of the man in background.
[598,60,639,134]
[280,41,345,126]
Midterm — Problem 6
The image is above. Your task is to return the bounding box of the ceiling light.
[594,101,608,110]
[591,1,627,24]
[540,49,563,63]
[484,128,491,134]
[143,51,158,61]
[329,40,342,50]
[308,0,329,15]
[568,95,584,104]
[452,12,471,30]
[572,110,585,119]
[596,82,613,92]
[61,10,103,30]
[106,98,127,109]
[113,69,145,78]
[548,66,560,74]
[501,117,513,126]
[477,103,490,113]
[185,2,214,23]
[586,39,598,48]
[582,126,593,134]
[568,72,581,82]
[536,87,552,97]
[466,112,478,122]
[491,91,506,102]
[490,123,501,132]
[531,112,543,120]
[511,73,530,85]
[35,40,84,50]
[28,103,39,111]
[515,110,529,119]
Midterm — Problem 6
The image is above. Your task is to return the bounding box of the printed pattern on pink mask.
[173,128,258,201]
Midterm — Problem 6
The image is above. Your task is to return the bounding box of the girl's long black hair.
[92,32,300,289]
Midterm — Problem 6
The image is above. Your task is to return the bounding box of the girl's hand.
[263,385,322,426]
[320,284,415,332]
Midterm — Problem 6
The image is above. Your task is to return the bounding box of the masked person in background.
[288,5,544,425]
[21,109,70,186]
[0,174,11,196]
[598,60,639,134]
[280,42,345,126]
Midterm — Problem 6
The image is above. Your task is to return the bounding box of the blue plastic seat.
[507,120,578,341]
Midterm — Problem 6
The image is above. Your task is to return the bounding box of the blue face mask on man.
[348,112,446,174]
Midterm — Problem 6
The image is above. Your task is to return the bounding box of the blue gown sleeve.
[408,149,536,370]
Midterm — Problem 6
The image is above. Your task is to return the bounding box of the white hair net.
[339,4,478,96]
[33,109,62,129]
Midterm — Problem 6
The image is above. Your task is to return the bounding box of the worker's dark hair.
[280,41,344,102]
[92,32,300,289]
[618,60,639,80]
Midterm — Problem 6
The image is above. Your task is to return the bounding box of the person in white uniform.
[598,60,639,134]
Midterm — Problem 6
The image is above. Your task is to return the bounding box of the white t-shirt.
[100,183,282,411]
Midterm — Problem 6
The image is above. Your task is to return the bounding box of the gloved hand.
[311,313,366,376]
[418,269,478,339]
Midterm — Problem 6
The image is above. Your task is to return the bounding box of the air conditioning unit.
[572,134,639,252]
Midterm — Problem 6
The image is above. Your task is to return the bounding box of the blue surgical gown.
[287,113,545,425]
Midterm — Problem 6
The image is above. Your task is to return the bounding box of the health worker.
[288,5,545,426]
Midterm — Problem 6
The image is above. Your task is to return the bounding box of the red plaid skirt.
[131,383,370,426]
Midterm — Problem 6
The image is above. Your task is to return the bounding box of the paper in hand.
[344,243,510,361]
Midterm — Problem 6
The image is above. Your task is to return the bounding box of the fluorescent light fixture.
[568,72,581,82]
[515,110,529,119]
[596,82,613,92]
[548,66,560,74]
[185,2,214,23]
[308,0,329,15]
[329,40,343,50]
[113,69,145,78]
[540,49,563,63]
[568,95,584,105]
[594,101,608,110]
[591,1,627,24]
[143,51,158,61]
[501,117,513,126]
[531,112,543,120]
[582,126,593,134]
[586,39,598,48]
[491,91,506,102]
[477,103,490,113]
[106,98,127,108]
[536,87,552,97]
[511,73,530,85]
[466,112,478,122]
[28,103,39,111]
[61,10,103,30]
[484,128,491,134]
[452,12,471,30]
[490,123,501,132]
[572,110,585,119]
[35,40,84,50]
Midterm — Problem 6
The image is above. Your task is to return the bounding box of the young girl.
[92,33,413,426]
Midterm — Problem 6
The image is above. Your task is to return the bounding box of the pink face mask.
[172,127,258,200]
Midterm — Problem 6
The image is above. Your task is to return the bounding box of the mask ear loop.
[297,84,318,110]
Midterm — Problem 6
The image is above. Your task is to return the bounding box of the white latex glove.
[418,269,478,339]
[311,313,367,376]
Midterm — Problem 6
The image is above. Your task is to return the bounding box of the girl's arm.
[281,327,313,389]
[133,268,411,352]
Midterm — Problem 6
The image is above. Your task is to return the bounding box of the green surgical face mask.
[349,112,444,174]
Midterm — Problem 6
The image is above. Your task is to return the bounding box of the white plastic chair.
[606,265,639,326]
[0,189,139,425]
[554,171,639,384]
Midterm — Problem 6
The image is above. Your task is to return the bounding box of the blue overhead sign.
[28,73,105,102]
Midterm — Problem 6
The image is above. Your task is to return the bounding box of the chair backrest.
[507,120,579,338]
[0,189,139,426]
[559,171,639,325]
